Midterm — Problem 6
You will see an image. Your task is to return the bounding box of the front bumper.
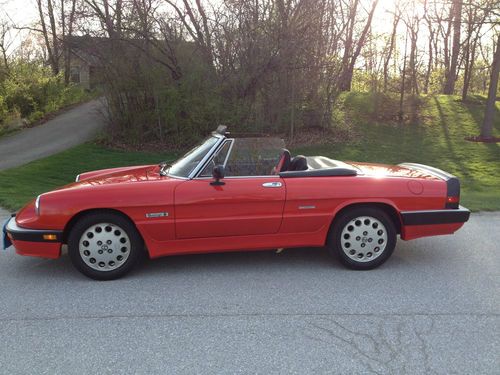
[3,216,63,258]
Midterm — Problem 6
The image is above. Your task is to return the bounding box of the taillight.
[446,196,459,209]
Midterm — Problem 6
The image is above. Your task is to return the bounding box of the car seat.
[288,155,308,171]
[274,149,291,174]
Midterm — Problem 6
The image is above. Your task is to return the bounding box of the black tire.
[68,212,143,280]
[327,206,397,270]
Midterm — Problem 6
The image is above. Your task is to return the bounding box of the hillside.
[295,93,500,211]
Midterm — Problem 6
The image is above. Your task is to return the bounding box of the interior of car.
[273,149,309,174]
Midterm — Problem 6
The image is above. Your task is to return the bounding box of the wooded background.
[1,0,499,146]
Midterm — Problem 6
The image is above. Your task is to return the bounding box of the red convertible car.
[3,126,470,280]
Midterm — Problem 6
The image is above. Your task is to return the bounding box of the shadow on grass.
[461,96,500,153]
[462,95,500,133]
[433,96,474,181]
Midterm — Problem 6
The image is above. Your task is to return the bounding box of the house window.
[70,66,81,83]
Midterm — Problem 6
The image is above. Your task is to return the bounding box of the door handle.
[262,182,282,188]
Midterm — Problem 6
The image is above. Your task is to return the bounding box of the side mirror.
[210,165,225,186]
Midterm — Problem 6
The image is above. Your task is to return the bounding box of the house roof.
[65,35,200,68]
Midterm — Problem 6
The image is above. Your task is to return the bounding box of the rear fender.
[327,199,403,243]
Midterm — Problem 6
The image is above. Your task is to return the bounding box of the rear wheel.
[68,212,143,280]
[327,206,397,270]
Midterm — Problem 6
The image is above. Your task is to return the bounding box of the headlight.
[75,174,81,182]
[35,195,41,216]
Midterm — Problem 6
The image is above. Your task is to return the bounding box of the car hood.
[60,165,166,191]
[347,162,439,180]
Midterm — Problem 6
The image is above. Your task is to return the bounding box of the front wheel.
[327,206,397,270]
[68,212,143,280]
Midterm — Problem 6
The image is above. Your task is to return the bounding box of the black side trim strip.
[401,206,470,226]
[5,217,63,243]
[280,168,357,178]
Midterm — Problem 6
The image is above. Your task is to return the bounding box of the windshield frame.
[193,136,286,179]
[167,133,225,179]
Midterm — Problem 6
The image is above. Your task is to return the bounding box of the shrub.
[0,95,7,123]
[0,61,94,128]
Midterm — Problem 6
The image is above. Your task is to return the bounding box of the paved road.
[0,99,105,171]
[0,208,498,374]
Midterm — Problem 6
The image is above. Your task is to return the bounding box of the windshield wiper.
[159,161,171,176]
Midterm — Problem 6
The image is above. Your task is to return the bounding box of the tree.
[423,0,435,93]
[443,0,462,94]
[481,33,500,139]
[31,0,78,80]
[62,0,78,85]
[402,8,421,95]
[0,20,12,76]
[337,0,379,91]
[383,8,400,92]
[36,0,60,75]
[461,0,497,100]
[83,0,124,38]
[163,0,215,68]
[8,0,495,143]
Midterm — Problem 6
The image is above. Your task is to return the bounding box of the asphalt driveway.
[0,209,498,374]
[0,99,105,171]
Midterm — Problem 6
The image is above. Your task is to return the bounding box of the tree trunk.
[61,0,67,84]
[423,0,433,94]
[0,22,10,75]
[37,0,58,75]
[408,18,419,95]
[383,10,399,92]
[462,38,479,101]
[399,34,408,122]
[481,33,500,139]
[443,6,453,75]
[443,0,462,94]
[63,0,77,85]
[462,48,471,101]
[47,0,60,75]
[338,0,358,92]
[339,0,378,91]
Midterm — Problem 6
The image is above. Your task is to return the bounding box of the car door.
[174,177,286,239]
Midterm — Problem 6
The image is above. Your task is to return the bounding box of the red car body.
[4,128,470,273]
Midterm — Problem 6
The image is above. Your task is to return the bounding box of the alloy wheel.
[340,216,388,262]
[78,222,131,271]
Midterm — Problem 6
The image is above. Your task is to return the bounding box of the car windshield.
[199,137,285,177]
[168,136,220,178]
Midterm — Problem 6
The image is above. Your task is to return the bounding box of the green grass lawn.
[295,93,500,211]
[0,93,498,212]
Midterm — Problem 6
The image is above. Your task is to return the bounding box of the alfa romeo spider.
[3,126,470,280]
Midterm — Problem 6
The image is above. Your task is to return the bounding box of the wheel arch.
[327,201,402,245]
[62,208,141,244]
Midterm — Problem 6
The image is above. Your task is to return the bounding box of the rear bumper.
[3,216,62,258]
[400,206,470,226]
[400,206,470,240]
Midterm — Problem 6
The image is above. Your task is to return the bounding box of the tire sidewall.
[68,212,143,280]
[328,206,397,270]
